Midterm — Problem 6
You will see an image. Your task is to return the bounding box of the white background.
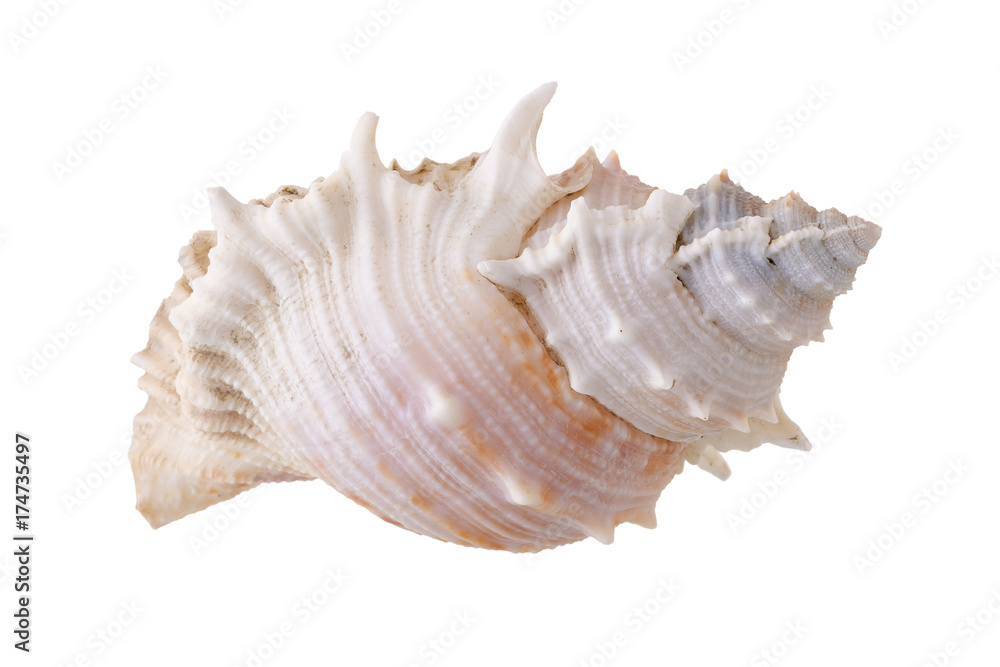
[2,0,998,665]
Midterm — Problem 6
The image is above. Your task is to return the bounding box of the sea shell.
[129,83,879,551]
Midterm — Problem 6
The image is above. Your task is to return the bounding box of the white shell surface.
[131,84,687,552]
[130,84,878,551]
[481,170,879,449]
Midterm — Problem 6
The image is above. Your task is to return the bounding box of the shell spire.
[483,157,879,455]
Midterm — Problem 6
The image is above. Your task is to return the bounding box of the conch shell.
[129,84,879,551]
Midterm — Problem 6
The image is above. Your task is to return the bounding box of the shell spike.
[489,82,556,159]
[602,150,622,169]
[345,111,383,169]
[470,82,585,233]
[474,83,558,187]
[685,444,732,480]
[207,186,243,220]
[205,190,247,241]
[771,435,811,452]
[579,515,616,545]
[617,505,658,530]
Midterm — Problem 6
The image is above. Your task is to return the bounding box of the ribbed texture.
[482,167,879,452]
[130,84,686,551]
